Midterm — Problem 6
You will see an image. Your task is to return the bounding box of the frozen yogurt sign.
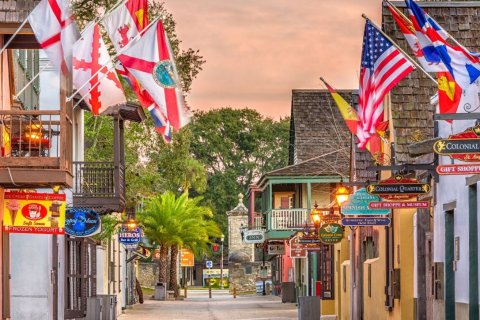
[3,192,66,234]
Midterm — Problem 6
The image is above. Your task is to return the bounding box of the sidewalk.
[118,290,297,320]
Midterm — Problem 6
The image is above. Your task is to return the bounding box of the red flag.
[437,72,462,117]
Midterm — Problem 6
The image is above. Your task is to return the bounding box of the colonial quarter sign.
[433,124,480,162]
[366,175,430,200]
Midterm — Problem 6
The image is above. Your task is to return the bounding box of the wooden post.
[208,276,212,299]
[184,286,187,299]
[233,286,237,299]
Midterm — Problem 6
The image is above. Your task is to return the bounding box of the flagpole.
[384,0,410,21]
[0,18,29,57]
[67,16,161,103]
[361,14,437,85]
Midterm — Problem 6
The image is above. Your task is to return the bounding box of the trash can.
[298,296,321,320]
[281,282,296,303]
[154,282,167,301]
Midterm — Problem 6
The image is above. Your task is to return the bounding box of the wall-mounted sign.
[3,192,66,234]
[268,244,285,255]
[434,125,480,162]
[65,208,101,237]
[436,164,480,175]
[243,230,265,244]
[341,188,390,215]
[342,217,391,227]
[180,248,195,267]
[368,201,430,209]
[366,175,430,200]
[319,223,344,244]
[118,226,142,249]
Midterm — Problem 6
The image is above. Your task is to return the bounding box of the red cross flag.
[28,0,80,75]
[72,24,126,115]
[117,19,190,131]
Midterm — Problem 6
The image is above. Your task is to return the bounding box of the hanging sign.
[3,192,66,234]
[436,164,480,175]
[366,175,430,200]
[342,217,391,226]
[65,208,101,237]
[341,188,390,215]
[243,230,265,244]
[368,201,430,209]
[289,236,308,258]
[118,226,142,249]
[268,244,285,255]
[433,125,480,162]
[319,223,344,244]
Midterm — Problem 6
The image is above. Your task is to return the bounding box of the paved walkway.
[118,289,298,320]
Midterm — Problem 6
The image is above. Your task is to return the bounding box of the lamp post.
[220,234,225,289]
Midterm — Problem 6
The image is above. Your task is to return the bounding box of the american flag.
[358,21,414,148]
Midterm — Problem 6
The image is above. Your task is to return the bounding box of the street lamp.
[220,234,225,289]
[310,201,322,228]
[335,184,351,207]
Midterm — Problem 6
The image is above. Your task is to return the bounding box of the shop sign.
[65,208,101,237]
[367,175,430,200]
[433,125,480,162]
[342,217,391,227]
[319,223,344,244]
[243,230,265,244]
[436,164,480,175]
[341,188,390,215]
[118,226,142,249]
[268,244,285,255]
[3,192,66,234]
[368,201,430,209]
[180,248,195,267]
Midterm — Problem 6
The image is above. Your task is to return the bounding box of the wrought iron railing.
[268,209,310,231]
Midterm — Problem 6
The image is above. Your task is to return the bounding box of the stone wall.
[228,261,271,293]
[137,262,158,288]
[228,213,254,261]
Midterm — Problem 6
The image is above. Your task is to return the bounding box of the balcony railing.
[253,213,265,230]
[0,109,72,187]
[268,209,309,231]
[72,161,125,212]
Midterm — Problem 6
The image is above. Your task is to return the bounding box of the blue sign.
[118,227,142,246]
[65,208,101,237]
[341,188,390,215]
[342,217,391,226]
[206,260,213,268]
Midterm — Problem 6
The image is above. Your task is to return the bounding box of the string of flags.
[18,0,191,143]
[323,0,480,157]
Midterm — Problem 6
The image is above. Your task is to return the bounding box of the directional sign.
[243,230,265,244]
[341,188,390,215]
[433,125,480,162]
[342,217,391,227]
[437,164,480,175]
[368,201,430,209]
[206,260,213,269]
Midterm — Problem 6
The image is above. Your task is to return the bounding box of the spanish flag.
[321,78,382,158]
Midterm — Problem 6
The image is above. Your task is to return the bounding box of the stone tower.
[226,193,254,261]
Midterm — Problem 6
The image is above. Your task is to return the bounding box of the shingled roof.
[383,1,480,163]
[0,1,39,24]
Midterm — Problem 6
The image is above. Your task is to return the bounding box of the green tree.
[189,108,291,231]
[137,192,220,291]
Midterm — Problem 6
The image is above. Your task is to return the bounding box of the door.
[444,211,455,319]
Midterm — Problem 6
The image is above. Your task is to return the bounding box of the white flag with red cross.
[72,23,126,115]
[28,0,80,74]
[117,19,190,131]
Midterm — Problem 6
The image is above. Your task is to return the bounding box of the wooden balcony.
[0,109,73,188]
[252,213,265,230]
[72,161,125,213]
[267,209,310,231]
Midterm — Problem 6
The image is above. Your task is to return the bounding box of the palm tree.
[167,197,221,296]
[138,192,221,296]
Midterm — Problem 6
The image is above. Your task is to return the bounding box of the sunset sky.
[165,0,383,119]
